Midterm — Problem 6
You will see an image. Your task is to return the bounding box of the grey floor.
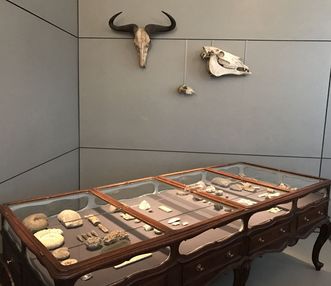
[210,233,331,286]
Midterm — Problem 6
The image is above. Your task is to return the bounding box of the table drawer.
[183,242,242,284]
[250,222,290,252]
[297,205,327,229]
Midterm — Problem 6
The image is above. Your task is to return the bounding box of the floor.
[210,233,331,286]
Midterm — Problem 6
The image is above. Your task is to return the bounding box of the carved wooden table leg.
[312,222,331,271]
[233,260,251,286]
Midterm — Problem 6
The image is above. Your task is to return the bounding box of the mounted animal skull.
[201,46,251,77]
[109,11,176,68]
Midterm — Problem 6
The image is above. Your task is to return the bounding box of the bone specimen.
[176,190,189,196]
[258,192,280,199]
[268,207,282,214]
[224,207,233,212]
[205,186,216,193]
[57,210,83,228]
[201,46,251,77]
[98,224,109,233]
[91,231,98,237]
[230,184,244,192]
[178,84,195,95]
[139,200,151,210]
[193,196,203,201]
[85,214,101,226]
[172,221,181,226]
[109,11,176,68]
[182,222,189,226]
[211,177,233,188]
[121,213,135,221]
[188,181,206,189]
[215,190,224,196]
[134,219,141,223]
[77,234,84,242]
[158,205,172,213]
[61,259,78,266]
[81,274,93,281]
[168,217,180,224]
[103,230,130,245]
[154,229,162,235]
[22,213,48,233]
[108,204,120,213]
[85,237,103,251]
[52,247,70,260]
[237,198,257,206]
[143,224,153,231]
[202,200,207,203]
[81,233,88,240]
[34,229,64,250]
[114,253,152,269]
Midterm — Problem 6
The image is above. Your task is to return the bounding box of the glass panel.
[297,188,327,208]
[163,170,287,207]
[179,219,243,255]
[8,192,162,264]
[98,179,239,229]
[213,163,320,189]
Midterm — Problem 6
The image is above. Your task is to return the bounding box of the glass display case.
[0,162,330,286]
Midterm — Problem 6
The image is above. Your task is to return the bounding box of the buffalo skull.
[109,11,176,68]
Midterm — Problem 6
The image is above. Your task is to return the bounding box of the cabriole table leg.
[312,221,331,271]
[233,260,251,286]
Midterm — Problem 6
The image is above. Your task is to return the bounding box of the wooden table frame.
[0,162,330,286]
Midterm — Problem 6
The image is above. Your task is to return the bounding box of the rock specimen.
[139,200,151,210]
[102,230,130,245]
[97,224,109,233]
[22,213,48,233]
[52,247,70,260]
[214,203,223,211]
[34,228,64,250]
[61,258,78,266]
[177,84,195,95]
[57,210,83,228]
[85,214,101,226]
[84,237,102,251]
[143,224,153,231]
[158,205,172,213]
[211,177,233,188]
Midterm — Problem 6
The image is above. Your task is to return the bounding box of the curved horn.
[109,12,138,34]
[145,11,176,35]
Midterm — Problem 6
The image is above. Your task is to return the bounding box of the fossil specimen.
[230,184,244,192]
[109,11,176,68]
[114,253,152,269]
[22,213,48,233]
[34,228,64,250]
[52,247,70,260]
[154,229,162,235]
[188,181,206,189]
[102,230,130,245]
[168,217,180,224]
[205,185,216,193]
[143,224,153,231]
[85,214,101,226]
[178,84,195,95]
[182,221,189,226]
[211,177,233,188]
[201,46,251,77]
[158,205,172,213]
[97,224,109,233]
[61,258,78,266]
[139,200,151,210]
[237,198,257,206]
[57,210,83,228]
[85,237,102,251]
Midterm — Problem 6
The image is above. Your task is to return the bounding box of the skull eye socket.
[219,51,224,57]
[237,67,248,72]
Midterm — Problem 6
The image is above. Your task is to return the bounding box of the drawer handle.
[304,216,310,222]
[258,237,265,243]
[318,211,324,216]
[195,263,205,272]
[280,228,287,233]
[6,259,13,265]
[226,251,235,259]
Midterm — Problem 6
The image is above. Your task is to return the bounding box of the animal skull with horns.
[109,11,176,68]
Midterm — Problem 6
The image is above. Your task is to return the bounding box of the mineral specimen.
[57,210,83,228]
[22,213,48,233]
[52,247,70,260]
[34,228,64,250]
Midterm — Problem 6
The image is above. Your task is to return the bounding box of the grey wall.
[79,0,331,188]
[0,0,79,203]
